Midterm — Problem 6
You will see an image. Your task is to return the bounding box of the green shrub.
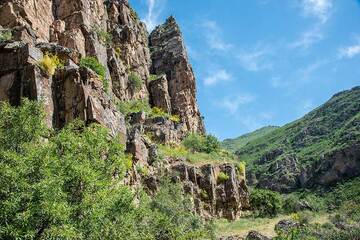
[38,53,64,76]
[250,188,283,217]
[283,194,301,213]
[116,99,152,116]
[183,133,221,154]
[95,28,112,46]
[103,78,110,93]
[169,114,181,123]
[218,172,230,183]
[136,164,148,176]
[0,30,12,42]
[80,57,106,81]
[236,161,246,177]
[149,74,160,81]
[128,72,143,92]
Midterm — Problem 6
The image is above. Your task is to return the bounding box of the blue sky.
[130,0,360,140]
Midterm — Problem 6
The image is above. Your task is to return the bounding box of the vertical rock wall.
[150,16,205,134]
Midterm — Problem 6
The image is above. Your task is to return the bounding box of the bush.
[182,133,221,154]
[128,72,143,92]
[218,172,230,183]
[80,57,106,81]
[95,28,112,46]
[116,99,152,116]
[250,188,283,217]
[0,30,12,42]
[38,53,64,76]
[169,114,181,123]
[236,162,246,177]
[149,74,160,81]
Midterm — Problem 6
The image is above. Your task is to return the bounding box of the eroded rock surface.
[150,16,205,134]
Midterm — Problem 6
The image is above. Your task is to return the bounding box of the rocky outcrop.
[150,17,205,134]
[301,144,360,188]
[168,162,249,220]
[0,0,248,222]
[105,0,151,100]
[149,75,172,113]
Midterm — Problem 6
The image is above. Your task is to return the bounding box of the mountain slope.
[235,86,360,192]
[222,126,279,152]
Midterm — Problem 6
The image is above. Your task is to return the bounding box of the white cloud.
[142,0,166,31]
[301,0,333,23]
[202,20,232,51]
[289,26,323,50]
[203,69,232,86]
[217,94,256,115]
[339,43,360,59]
[238,46,273,72]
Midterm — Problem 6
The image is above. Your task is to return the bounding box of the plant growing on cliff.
[217,172,230,183]
[0,30,12,42]
[236,161,246,177]
[94,27,112,47]
[128,71,143,92]
[38,53,64,76]
[80,56,107,81]
[183,133,221,154]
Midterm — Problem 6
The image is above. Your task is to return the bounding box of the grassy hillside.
[234,86,360,190]
[222,126,279,152]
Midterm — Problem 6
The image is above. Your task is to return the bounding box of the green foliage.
[250,188,283,217]
[116,99,152,116]
[326,176,360,206]
[217,172,229,183]
[0,30,12,42]
[38,53,64,76]
[116,99,181,123]
[103,78,110,93]
[158,144,236,165]
[80,57,106,81]
[236,161,246,177]
[128,72,143,92]
[222,126,279,152]
[95,28,112,46]
[149,74,161,81]
[183,133,221,154]
[0,100,215,239]
[232,87,360,186]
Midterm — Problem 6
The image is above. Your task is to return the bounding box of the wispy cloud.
[201,20,232,51]
[237,46,273,72]
[217,94,256,115]
[142,0,166,31]
[338,41,360,59]
[289,26,323,50]
[203,69,232,86]
[301,0,333,24]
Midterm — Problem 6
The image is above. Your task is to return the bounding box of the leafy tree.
[250,188,282,217]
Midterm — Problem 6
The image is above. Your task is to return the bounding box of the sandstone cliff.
[0,0,248,220]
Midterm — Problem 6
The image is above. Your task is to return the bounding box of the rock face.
[170,162,250,220]
[150,16,205,134]
[0,0,249,221]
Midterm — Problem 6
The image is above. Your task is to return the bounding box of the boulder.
[245,231,271,240]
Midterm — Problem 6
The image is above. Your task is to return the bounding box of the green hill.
[222,126,279,152]
[234,86,360,192]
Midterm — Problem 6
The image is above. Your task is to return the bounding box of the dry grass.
[215,213,329,238]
